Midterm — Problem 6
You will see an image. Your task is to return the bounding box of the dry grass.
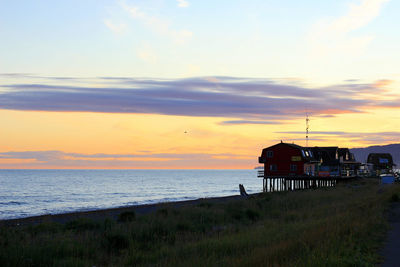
[1,178,398,266]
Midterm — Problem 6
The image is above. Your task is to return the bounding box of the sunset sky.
[1,0,399,169]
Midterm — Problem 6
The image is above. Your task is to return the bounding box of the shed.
[367,153,394,171]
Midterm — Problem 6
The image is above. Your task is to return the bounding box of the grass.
[1,178,399,266]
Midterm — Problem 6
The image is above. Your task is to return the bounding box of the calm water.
[0,169,262,219]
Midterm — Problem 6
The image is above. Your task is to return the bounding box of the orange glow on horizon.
[0,106,399,169]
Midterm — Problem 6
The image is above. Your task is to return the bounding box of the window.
[301,150,305,157]
[305,151,309,157]
[266,151,273,158]
[290,164,297,171]
[270,164,277,171]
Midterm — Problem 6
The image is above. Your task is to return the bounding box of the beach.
[0,194,246,227]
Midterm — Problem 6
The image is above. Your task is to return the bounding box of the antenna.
[306,112,310,147]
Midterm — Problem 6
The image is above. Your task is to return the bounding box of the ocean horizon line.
[0,168,256,171]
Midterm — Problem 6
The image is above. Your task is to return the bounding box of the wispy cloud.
[308,0,390,59]
[276,130,400,145]
[220,120,282,125]
[0,151,254,168]
[121,2,192,45]
[177,0,189,8]
[323,0,389,35]
[104,19,127,34]
[171,29,192,45]
[137,44,158,63]
[0,75,399,121]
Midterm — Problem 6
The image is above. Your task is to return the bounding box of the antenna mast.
[306,112,310,147]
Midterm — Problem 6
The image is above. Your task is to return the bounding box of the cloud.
[0,151,251,160]
[171,29,193,45]
[277,130,400,136]
[177,0,189,8]
[104,19,127,34]
[0,151,65,162]
[308,0,390,59]
[121,2,193,44]
[220,120,282,125]
[137,44,157,63]
[278,131,349,135]
[276,130,400,145]
[0,73,35,78]
[0,151,254,168]
[0,75,399,121]
[325,0,389,35]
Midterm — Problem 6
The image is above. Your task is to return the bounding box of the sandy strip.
[0,194,252,227]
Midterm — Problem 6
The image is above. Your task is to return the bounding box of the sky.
[0,0,399,169]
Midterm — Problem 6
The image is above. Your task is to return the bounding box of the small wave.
[147,196,197,204]
[0,201,27,206]
[105,192,128,196]
[122,201,140,206]
[220,189,238,193]
[40,199,65,203]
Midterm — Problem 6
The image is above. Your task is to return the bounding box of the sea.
[0,169,262,220]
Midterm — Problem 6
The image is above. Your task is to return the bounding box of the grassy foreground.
[1,179,399,266]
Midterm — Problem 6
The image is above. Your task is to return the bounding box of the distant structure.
[257,142,360,192]
[367,153,395,172]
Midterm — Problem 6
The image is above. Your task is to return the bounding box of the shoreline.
[0,193,252,227]
[0,179,396,266]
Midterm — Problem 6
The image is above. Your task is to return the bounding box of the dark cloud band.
[0,75,398,120]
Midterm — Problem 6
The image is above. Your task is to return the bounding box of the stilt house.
[258,142,318,176]
[259,142,360,177]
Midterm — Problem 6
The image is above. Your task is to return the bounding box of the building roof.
[367,153,394,165]
[260,142,317,162]
[262,142,303,150]
[337,148,356,161]
[260,142,360,165]
[305,147,338,165]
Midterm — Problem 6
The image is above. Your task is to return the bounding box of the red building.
[259,142,316,176]
[259,142,361,177]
